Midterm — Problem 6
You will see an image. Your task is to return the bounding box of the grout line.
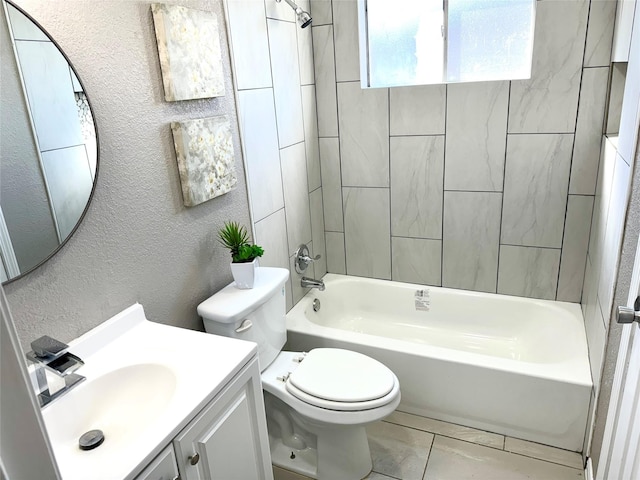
[497,81,512,294]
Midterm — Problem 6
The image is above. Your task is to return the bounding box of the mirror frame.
[1,0,100,285]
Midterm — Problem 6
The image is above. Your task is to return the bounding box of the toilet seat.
[285,349,396,411]
[262,349,400,422]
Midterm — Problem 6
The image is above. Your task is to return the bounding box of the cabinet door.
[135,446,179,480]
[174,358,273,480]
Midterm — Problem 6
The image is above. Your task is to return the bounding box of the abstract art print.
[171,116,237,207]
[151,3,225,101]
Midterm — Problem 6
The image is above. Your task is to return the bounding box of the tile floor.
[273,411,585,480]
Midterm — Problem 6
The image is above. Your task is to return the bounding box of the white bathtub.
[286,274,592,452]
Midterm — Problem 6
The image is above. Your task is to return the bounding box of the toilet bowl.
[197,267,401,479]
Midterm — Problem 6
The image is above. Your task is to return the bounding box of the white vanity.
[39,304,273,480]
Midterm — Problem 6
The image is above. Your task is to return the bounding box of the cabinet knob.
[188,452,200,465]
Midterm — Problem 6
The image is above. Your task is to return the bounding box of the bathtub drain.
[312,298,321,312]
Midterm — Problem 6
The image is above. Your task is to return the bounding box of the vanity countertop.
[40,303,257,480]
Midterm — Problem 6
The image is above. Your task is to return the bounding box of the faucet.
[294,244,326,291]
[25,335,85,407]
[301,277,325,291]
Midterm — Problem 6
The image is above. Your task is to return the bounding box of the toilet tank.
[197,267,290,371]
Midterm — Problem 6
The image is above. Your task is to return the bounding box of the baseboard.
[585,457,594,480]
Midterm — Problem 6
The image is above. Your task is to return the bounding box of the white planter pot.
[230,259,258,289]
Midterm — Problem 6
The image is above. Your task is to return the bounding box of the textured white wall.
[4,0,251,349]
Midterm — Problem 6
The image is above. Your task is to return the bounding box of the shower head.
[277,0,312,28]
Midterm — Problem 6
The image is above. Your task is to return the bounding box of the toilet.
[197,267,400,480]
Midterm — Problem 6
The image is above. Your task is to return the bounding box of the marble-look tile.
[391,238,441,286]
[296,0,315,86]
[332,0,360,82]
[319,138,343,232]
[238,88,284,221]
[302,85,321,191]
[338,82,389,187]
[570,67,609,195]
[325,231,346,274]
[384,411,504,450]
[501,134,573,248]
[310,0,332,26]
[497,246,561,300]
[255,209,290,273]
[588,138,617,272]
[445,81,509,192]
[265,0,295,21]
[343,187,391,279]
[312,26,339,137]
[606,63,626,135]
[255,209,294,311]
[597,153,631,317]
[508,0,588,133]
[281,142,313,252]
[584,0,617,67]
[586,297,608,390]
[390,136,444,239]
[504,437,583,469]
[557,195,594,303]
[364,472,396,480]
[389,85,446,136]
[273,465,311,480]
[225,0,272,90]
[309,188,327,277]
[425,436,584,480]
[366,421,434,480]
[442,192,502,293]
[616,4,640,167]
[289,253,309,305]
[581,256,601,345]
[268,20,305,148]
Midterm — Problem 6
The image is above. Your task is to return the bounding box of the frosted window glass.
[361,0,535,88]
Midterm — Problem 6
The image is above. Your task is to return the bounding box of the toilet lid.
[286,348,395,404]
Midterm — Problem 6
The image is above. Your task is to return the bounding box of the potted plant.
[218,221,264,289]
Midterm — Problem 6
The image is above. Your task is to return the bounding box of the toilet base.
[269,425,372,480]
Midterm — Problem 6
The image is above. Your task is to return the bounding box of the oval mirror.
[0,0,98,284]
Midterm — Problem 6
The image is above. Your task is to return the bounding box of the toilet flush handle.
[235,319,253,333]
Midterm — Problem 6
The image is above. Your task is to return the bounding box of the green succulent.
[218,221,264,263]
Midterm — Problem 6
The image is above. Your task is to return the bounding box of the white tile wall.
[268,19,305,148]
[570,67,610,195]
[389,85,445,136]
[442,191,502,293]
[583,0,617,67]
[332,0,359,82]
[313,0,608,304]
[281,142,313,252]
[312,25,338,137]
[508,0,589,133]
[343,187,391,279]
[302,85,321,191]
[225,0,272,90]
[325,231,346,274]
[501,134,573,248]
[390,136,444,239]
[557,195,595,302]
[337,82,389,187]
[229,1,325,312]
[497,246,561,300]
[445,81,509,192]
[392,237,441,286]
[237,88,284,221]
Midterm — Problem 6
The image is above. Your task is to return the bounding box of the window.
[358,0,536,88]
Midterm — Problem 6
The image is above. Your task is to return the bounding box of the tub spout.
[301,277,325,291]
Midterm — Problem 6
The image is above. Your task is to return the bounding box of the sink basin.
[36,304,258,480]
[43,364,176,456]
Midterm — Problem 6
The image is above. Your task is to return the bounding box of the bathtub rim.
[287,274,593,389]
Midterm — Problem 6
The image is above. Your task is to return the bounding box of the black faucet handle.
[31,335,68,358]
